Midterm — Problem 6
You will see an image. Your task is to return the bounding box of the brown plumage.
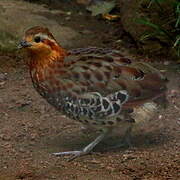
[18,26,167,160]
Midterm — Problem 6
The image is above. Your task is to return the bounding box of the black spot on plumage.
[120,57,132,64]
[104,56,114,62]
[74,89,80,94]
[94,105,102,112]
[106,108,112,115]
[103,99,109,109]
[84,98,90,104]
[104,71,111,79]
[116,117,122,122]
[135,69,144,79]
[79,56,89,61]
[96,98,101,105]
[90,98,95,105]
[83,108,88,115]
[139,70,144,78]
[94,72,103,81]
[114,74,120,79]
[127,118,135,123]
[70,105,75,112]
[88,110,94,118]
[117,92,127,103]
[108,121,114,125]
[83,72,91,80]
[113,103,120,113]
[66,103,70,109]
[93,62,102,68]
[74,115,79,120]
[101,121,106,125]
[75,106,79,114]
[81,65,89,70]
[104,65,112,71]
[71,96,77,102]
[79,99,83,104]
[126,109,134,113]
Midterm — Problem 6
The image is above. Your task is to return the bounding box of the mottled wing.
[57,53,167,120]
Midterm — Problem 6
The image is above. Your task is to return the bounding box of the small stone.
[65,17,71,21]
[0,81,5,87]
[30,133,38,140]
[164,61,170,65]
[0,73,7,81]
[19,148,26,153]
[0,134,11,141]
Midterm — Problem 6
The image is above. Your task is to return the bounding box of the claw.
[52,151,82,156]
[52,129,109,160]
[52,150,88,161]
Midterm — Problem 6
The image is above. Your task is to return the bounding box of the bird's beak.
[18,40,32,49]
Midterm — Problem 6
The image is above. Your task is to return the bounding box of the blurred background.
[0,0,179,61]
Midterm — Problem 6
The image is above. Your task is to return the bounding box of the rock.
[120,0,148,42]
[119,0,177,56]
[0,73,7,81]
[0,0,80,52]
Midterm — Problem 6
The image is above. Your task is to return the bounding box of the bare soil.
[0,1,179,180]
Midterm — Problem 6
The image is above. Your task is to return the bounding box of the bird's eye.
[34,36,41,43]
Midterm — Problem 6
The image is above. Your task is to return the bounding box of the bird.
[18,26,167,160]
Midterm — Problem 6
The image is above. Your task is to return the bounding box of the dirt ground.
[0,1,180,180]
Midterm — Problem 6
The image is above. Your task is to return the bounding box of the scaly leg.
[53,128,109,161]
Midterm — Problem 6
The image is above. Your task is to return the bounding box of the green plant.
[136,0,180,57]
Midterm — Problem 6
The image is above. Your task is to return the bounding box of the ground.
[0,1,179,180]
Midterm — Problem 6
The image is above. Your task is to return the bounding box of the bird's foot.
[52,129,109,161]
[52,150,89,161]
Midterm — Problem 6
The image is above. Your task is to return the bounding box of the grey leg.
[53,128,109,161]
[122,125,133,147]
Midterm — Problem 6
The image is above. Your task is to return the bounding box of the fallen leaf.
[87,1,115,16]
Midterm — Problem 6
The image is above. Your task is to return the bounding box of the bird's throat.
[27,46,67,71]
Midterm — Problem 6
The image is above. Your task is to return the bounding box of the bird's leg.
[53,128,109,161]
[121,125,133,147]
[107,124,133,150]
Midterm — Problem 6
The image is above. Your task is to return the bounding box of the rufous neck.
[27,46,67,70]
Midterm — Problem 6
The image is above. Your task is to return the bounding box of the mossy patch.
[0,30,18,52]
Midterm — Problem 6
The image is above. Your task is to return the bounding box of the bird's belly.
[33,84,64,110]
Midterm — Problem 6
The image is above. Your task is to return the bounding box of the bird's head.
[18,26,67,60]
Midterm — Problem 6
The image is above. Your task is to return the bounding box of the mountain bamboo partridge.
[18,26,167,160]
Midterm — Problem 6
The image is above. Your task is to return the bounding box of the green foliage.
[175,1,180,28]
[136,0,180,57]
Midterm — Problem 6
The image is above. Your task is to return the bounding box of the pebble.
[19,147,26,153]
[0,73,7,81]
[164,61,170,65]
[0,134,11,141]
